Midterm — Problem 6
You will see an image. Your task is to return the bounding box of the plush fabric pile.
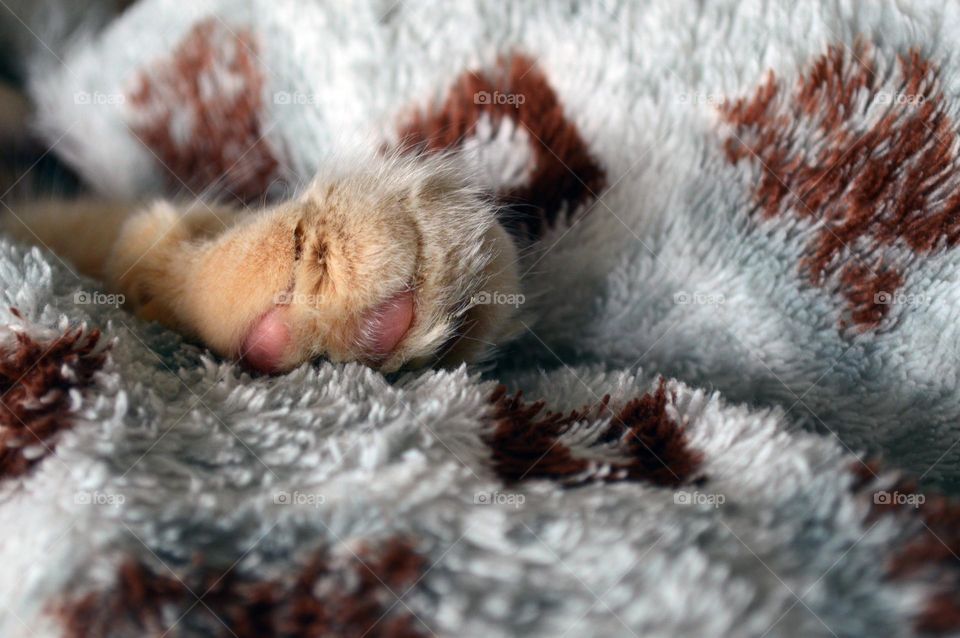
[4,0,960,635]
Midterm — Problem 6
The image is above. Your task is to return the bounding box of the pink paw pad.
[240,308,290,373]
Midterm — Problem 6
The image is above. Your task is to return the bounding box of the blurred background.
[0,0,132,201]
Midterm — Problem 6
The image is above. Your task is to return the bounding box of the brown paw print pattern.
[128,19,280,203]
[56,537,428,638]
[850,462,960,635]
[720,41,960,331]
[394,54,607,242]
[485,379,704,488]
[0,311,106,479]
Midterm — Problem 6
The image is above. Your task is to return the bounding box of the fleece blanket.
[4,0,960,636]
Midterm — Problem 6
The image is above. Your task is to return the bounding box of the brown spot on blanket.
[395,54,607,241]
[850,461,960,634]
[485,379,703,487]
[57,537,428,638]
[128,19,280,203]
[0,315,105,479]
[720,42,959,331]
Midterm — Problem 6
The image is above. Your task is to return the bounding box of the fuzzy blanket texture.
[4,0,960,636]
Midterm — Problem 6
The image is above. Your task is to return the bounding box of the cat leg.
[6,195,303,363]
[3,156,522,374]
[111,156,522,373]
[1,197,235,281]
[105,199,301,361]
[2,199,138,278]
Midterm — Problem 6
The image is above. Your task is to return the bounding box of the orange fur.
[4,155,521,372]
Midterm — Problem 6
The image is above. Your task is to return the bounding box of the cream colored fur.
[3,154,521,372]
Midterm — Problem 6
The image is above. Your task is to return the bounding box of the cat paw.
[109,157,522,373]
[204,156,522,373]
